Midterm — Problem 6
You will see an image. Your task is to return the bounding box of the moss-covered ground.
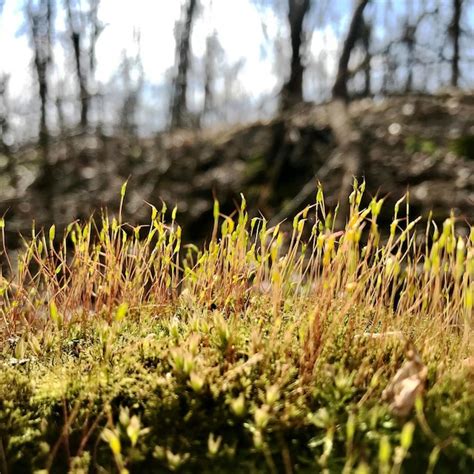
[0,183,473,473]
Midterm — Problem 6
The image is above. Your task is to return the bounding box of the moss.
[450,134,474,160]
[0,317,472,472]
[0,184,472,472]
[404,135,438,155]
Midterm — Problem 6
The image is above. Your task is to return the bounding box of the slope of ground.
[1,91,474,246]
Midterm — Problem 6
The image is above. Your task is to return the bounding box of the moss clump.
[0,184,473,472]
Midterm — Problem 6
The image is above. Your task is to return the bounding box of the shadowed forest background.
[0,0,474,246]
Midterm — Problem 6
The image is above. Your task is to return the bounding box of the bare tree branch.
[332,0,369,101]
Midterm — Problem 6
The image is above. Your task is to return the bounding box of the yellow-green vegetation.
[0,182,473,473]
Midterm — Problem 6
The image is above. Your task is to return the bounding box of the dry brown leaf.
[382,345,427,417]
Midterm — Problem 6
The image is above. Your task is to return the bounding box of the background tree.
[0,75,10,153]
[26,0,54,209]
[450,0,463,87]
[0,74,15,191]
[27,0,53,152]
[65,0,104,131]
[332,0,369,101]
[279,0,311,110]
[169,0,198,130]
[357,14,372,97]
[0,0,9,151]
[118,32,144,137]
[201,31,221,126]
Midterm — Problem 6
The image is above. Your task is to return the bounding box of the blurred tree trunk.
[450,0,462,87]
[65,0,88,129]
[0,74,16,190]
[169,0,198,130]
[118,40,144,138]
[29,0,53,149]
[55,94,66,135]
[329,0,369,226]
[28,0,53,201]
[65,0,103,131]
[332,0,369,101]
[0,75,9,150]
[403,21,415,93]
[279,0,311,111]
[360,16,371,97]
[201,32,221,126]
[87,0,102,81]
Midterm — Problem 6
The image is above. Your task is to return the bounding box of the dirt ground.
[1,90,473,246]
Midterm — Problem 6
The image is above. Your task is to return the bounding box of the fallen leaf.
[382,344,427,417]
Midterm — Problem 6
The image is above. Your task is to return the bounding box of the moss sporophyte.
[0,183,472,472]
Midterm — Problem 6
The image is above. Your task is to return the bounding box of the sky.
[0,0,343,139]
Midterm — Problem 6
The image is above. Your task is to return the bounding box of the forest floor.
[0,186,473,472]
